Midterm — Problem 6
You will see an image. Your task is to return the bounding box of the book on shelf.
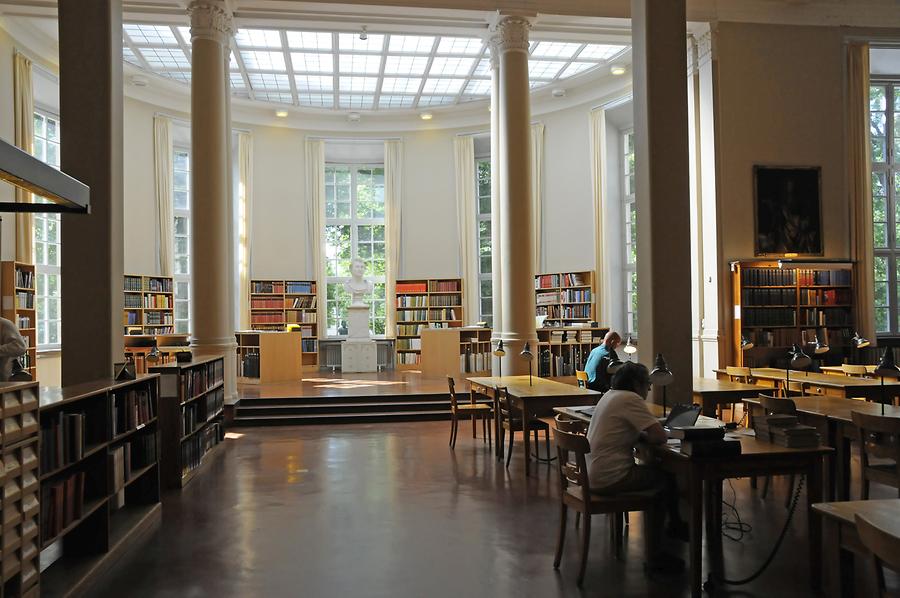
[396,338,422,351]
[428,280,460,292]
[536,291,559,305]
[251,312,285,324]
[41,470,85,543]
[17,315,30,328]
[181,421,223,477]
[252,281,284,294]
[144,294,172,309]
[251,297,282,309]
[109,446,126,509]
[15,268,34,289]
[40,412,86,473]
[145,277,173,293]
[286,311,316,323]
[428,294,460,307]
[398,352,420,365]
[397,295,428,307]
[301,339,317,352]
[125,275,142,292]
[112,389,154,437]
[396,282,427,293]
[16,291,34,309]
[285,296,316,309]
[285,281,315,294]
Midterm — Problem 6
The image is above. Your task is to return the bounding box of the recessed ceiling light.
[610,65,627,76]
[420,112,433,121]
[275,109,288,118]
[347,112,361,122]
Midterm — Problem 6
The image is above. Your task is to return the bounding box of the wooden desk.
[467,375,600,476]
[715,367,900,402]
[555,405,829,596]
[820,365,876,377]
[812,499,900,597]
[691,377,762,417]
[744,395,900,501]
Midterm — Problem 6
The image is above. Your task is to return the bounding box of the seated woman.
[585,361,688,575]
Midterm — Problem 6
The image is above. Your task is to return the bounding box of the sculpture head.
[350,258,366,279]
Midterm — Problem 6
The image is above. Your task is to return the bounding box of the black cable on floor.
[721,478,752,542]
[704,475,805,591]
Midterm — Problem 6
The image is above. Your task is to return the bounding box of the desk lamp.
[649,353,674,417]
[740,336,754,351]
[623,336,637,360]
[493,340,506,378]
[875,348,900,416]
[520,342,534,386]
[852,332,871,365]
[607,357,625,375]
[785,344,812,398]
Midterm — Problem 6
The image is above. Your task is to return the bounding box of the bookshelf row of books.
[397,309,460,322]
[238,351,259,377]
[396,338,422,351]
[252,281,283,294]
[427,294,461,307]
[398,352,420,365]
[535,272,588,289]
[183,387,224,437]
[799,308,852,327]
[125,294,143,308]
[124,275,143,292]
[538,304,592,319]
[429,280,461,292]
[396,282,427,293]
[112,389,155,437]
[40,411,89,474]
[740,288,796,306]
[145,325,174,335]
[287,296,316,308]
[397,324,425,336]
[743,328,797,348]
[536,291,559,306]
[17,315,30,328]
[145,277,173,293]
[741,308,796,327]
[459,350,490,373]
[251,297,282,309]
[15,268,34,289]
[537,346,588,377]
[20,348,32,369]
[41,469,86,544]
[181,360,224,401]
[800,288,851,305]
[286,311,316,323]
[546,329,599,344]
[251,312,284,325]
[181,421,223,478]
[797,269,852,286]
[395,296,426,307]
[286,281,316,294]
[740,267,796,287]
[124,311,140,326]
[16,291,33,309]
[301,339,317,353]
[144,311,174,325]
[144,294,172,308]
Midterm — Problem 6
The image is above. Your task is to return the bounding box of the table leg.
[700,396,716,418]
[705,478,725,586]
[836,427,851,501]
[821,517,854,598]
[521,402,532,477]
[808,457,824,592]
[688,465,703,598]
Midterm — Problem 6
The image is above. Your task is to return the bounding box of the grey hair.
[610,361,650,394]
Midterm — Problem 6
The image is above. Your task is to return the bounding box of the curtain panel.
[454,135,479,325]
[384,140,403,335]
[589,108,612,325]
[238,132,253,330]
[153,115,174,277]
[305,139,327,339]
[14,52,34,264]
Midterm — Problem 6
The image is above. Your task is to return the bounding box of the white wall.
[123,97,159,276]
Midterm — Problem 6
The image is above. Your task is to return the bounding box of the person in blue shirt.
[584,331,621,393]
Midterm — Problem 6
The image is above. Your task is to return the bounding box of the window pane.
[175,216,188,235]
[175,281,189,300]
[875,256,889,284]
[872,86,887,111]
[175,256,189,275]
[174,190,189,210]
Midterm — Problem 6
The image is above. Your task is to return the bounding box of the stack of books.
[754,414,820,447]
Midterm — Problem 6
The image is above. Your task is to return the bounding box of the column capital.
[488,38,501,69]
[489,14,533,54]
[188,0,234,45]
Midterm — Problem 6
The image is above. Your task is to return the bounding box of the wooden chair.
[447,377,492,450]
[552,424,658,586]
[842,364,870,378]
[855,512,900,597]
[723,366,753,421]
[575,370,589,389]
[852,411,900,499]
[496,386,551,468]
[758,394,798,507]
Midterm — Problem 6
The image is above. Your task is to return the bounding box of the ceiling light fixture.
[275,109,288,118]
[347,112,361,122]
[359,26,368,41]
[420,112,433,121]
[551,88,566,98]
[610,65,627,76]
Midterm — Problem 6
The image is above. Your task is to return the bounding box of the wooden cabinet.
[421,328,491,378]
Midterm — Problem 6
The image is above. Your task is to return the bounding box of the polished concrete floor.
[92,421,887,597]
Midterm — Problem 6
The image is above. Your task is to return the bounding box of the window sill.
[37,347,61,356]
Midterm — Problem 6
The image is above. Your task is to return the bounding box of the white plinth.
[341,340,378,373]
[347,305,370,340]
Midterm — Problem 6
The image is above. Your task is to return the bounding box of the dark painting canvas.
[754,166,822,255]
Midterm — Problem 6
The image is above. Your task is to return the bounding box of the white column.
[489,39,504,374]
[632,0,693,402]
[492,15,537,376]
[188,0,237,401]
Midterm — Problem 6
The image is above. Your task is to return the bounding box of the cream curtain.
[849,42,875,340]
[306,139,327,339]
[14,53,34,264]
[590,108,612,324]
[153,115,174,277]
[530,123,544,273]
[384,140,402,336]
[238,132,253,330]
[454,135,479,325]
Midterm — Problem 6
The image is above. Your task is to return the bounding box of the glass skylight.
[122,21,630,112]
[286,31,333,50]
[388,35,435,54]
[235,29,282,48]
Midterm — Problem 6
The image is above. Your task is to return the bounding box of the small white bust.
[344,258,374,307]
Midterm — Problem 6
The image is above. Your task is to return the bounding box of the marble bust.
[344,258,374,307]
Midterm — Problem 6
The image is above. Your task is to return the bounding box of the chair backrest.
[726,366,752,382]
[758,394,797,415]
[553,423,592,505]
[842,364,869,377]
[852,410,900,464]
[575,370,588,388]
[495,386,513,419]
[855,512,900,597]
[447,377,459,412]
[554,413,588,435]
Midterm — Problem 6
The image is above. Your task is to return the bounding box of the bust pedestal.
[341,305,377,373]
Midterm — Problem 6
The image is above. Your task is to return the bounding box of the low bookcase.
[150,356,225,489]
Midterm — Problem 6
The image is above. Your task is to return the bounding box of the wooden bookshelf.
[535,326,611,377]
[0,382,40,597]
[421,327,492,377]
[124,274,174,336]
[731,260,855,367]
[394,278,464,370]
[534,271,595,327]
[235,331,304,382]
[1,262,36,377]
[39,375,161,598]
[149,356,225,489]
[249,280,318,367]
